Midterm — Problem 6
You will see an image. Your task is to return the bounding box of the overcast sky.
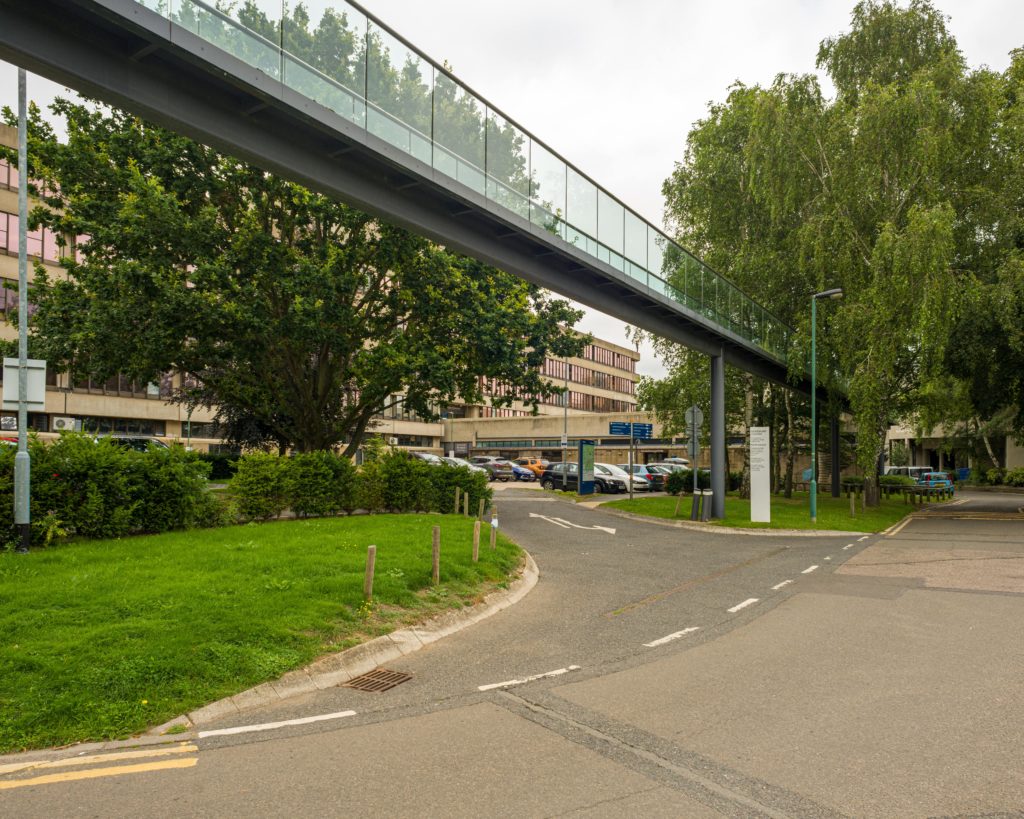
[2,0,1021,378]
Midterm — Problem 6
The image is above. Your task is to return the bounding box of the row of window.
[477,406,533,418]
[0,413,167,436]
[581,344,637,373]
[539,358,635,394]
[568,392,637,413]
[0,211,82,264]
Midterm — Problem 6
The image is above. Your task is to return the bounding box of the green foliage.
[196,451,237,480]
[985,467,1006,486]
[1004,467,1024,487]
[380,454,436,513]
[879,474,915,487]
[0,434,214,546]
[665,469,711,493]
[287,451,355,518]
[232,453,292,520]
[889,442,910,467]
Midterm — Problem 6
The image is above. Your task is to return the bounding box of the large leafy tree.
[654,0,1009,504]
[8,98,583,453]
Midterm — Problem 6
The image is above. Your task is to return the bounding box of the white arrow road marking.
[478,665,581,691]
[528,513,616,534]
[644,627,700,648]
[727,598,759,613]
[771,579,793,590]
[801,565,819,574]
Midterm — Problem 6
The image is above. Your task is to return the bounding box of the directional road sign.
[609,421,653,439]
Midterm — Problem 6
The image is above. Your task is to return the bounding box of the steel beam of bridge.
[0,0,840,517]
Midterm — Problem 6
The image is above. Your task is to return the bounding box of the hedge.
[230,449,491,522]
[0,433,220,548]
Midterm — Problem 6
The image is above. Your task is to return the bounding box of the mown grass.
[602,491,921,532]
[0,514,520,753]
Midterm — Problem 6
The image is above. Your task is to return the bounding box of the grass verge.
[0,514,520,753]
[602,492,920,532]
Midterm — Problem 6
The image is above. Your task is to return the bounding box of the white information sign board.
[2,358,47,413]
[750,426,770,523]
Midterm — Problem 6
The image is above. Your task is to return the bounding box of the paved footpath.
[2,490,1022,817]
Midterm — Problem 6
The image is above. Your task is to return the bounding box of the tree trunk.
[976,418,1002,469]
[739,373,753,499]
[770,385,781,494]
[784,389,795,499]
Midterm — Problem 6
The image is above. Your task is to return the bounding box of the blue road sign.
[609,422,632,436]
[632,423,653,439]
[610,422,653,439]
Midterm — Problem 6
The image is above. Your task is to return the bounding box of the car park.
[647,461,688,473]
[504,460,537,482]
[469,456,514,482]
[539,462,578,491]
[594,462,636,493]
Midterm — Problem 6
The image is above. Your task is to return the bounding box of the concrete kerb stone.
[149,549,539,733]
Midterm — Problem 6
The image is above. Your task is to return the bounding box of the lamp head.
[814,288,843,300]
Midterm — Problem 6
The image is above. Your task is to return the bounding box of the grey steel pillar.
[14,69,30,553]
[710,350,725,519]
[830,415,840,498]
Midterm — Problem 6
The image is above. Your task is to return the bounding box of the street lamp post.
[810,288,843,523]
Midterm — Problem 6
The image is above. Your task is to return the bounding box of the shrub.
[1005,467,1024,487]
[287,451,355,517]
[233,452,292,520]
[666,469,710,494]
[124,445,213,533]
[842,476,866,489]
[728,471,743,491]
[196,451,238,481]
[355,460,387,514]
[986,467,1006,486]
[880,474,915,487]
[432,463,491,515]
[381,452,436,512]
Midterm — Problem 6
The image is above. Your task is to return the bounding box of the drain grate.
[342,668,412,692]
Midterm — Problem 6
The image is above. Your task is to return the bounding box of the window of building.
[80,416,166,436]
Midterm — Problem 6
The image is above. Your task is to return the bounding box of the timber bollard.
[454,487,461,515]
[489,506,497,550]
[674,493,683,517]
[364,544,376,601]
[432,525,440,585]
[478,498,485,521]
[849,490,855,517]
[472,520,480,563]
[463,493,470,517]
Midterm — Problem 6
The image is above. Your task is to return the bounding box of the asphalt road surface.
[3,489,1023,817]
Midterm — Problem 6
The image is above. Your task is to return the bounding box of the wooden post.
[454,486,461,515]
[860,488,865,512]
[463,493,469,517]
[489,506,497,550]
[472,520,480,563]
[849,490,855,517]
[432,526,440,585]
[478,497,485,521]
[674,493,682,517]
[363,544,376,601]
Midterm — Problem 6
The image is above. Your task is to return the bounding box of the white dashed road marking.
[644,627,700,648]
[858,536,868,541]
[843,543,855,550]
[198,710,356,738]
[478,665,581,692]
[771,580,793,590]
[801,565,819,574]
[727,598,759,613]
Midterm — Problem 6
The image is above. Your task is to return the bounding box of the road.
[3,489,1023,817]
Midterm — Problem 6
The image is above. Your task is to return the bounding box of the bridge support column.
[711,350,725,519]
[831,416,841,498]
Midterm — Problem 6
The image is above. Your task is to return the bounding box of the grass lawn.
[0,514,520,753]
[603,491,920,532]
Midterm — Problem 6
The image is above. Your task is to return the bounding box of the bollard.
[454,487,461,515]
[674,493,682,517]
[701,489,712,522]
[478,497,485,521]
[472,520,480,563]
[690,490,701,521]
[364,544,376,601]
[849,490,855,517]
[489,506,497,550]
[432,525,440,585]
[463,493,470,517]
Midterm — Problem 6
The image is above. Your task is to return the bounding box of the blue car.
[503,461,536,482]
[918,471,954,491]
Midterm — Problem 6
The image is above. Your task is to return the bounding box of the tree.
[6,97,584,454]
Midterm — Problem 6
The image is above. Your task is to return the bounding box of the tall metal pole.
[562,359,568,466]
[810,296,818,523]
[710,350,725,519]
[14,69,31,553]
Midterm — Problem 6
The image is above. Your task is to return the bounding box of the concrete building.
[886,422,1024,471]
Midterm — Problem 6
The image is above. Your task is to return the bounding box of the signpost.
[750,426,770,523]
[684,406,703,505]
[577,440,595,495]
[610,422,652,500]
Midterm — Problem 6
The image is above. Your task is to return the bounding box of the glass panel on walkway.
[433,74,486,195]
[366,21,432,165]
[174,0,282,79]
[485,111,530,219]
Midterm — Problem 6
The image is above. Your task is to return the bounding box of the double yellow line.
[0,743,197,791]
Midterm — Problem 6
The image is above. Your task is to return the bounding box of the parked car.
[647,461,688,474]
[502,460,537,482]
[918,471,954,491]
[617,463,666,491]
[593,462,636,493]
[102,436,169,452]
[469,456,514,482]
[662,457,690,466]
[514,457,548,477]
[884,466,934,481]
[440,456,488,475]
[410,451,444,465]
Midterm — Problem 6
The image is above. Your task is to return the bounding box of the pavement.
[2,488,1022,817]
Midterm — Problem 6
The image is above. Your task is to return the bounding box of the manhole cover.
[343,668,412,692]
